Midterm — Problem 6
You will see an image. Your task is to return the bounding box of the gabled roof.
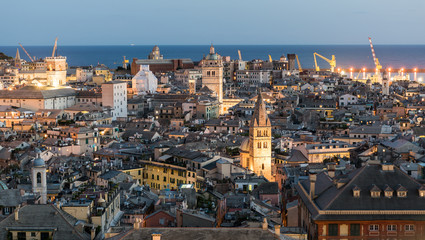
[0,204,90,240]
[296,164,425,221]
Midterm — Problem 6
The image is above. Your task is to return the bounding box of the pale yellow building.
[122,167,144,184]
[240,93,273,181]
[141,160,198,191]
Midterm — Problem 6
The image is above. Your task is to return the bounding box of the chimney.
[133,218,141,230]
[262,218,268,230]
[309,173,317,199]
[274,225,281,236]
[14,205,20,221]
[91,226,96,240]
[152,233,162,240]
[327,163,336,178]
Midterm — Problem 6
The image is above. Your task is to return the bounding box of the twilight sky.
[2,0,425,45]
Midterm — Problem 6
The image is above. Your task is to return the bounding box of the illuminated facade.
[240,93,272,181]
[201,44,224,114]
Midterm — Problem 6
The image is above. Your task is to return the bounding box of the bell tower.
[201,44,223,113]
[31,150,47,204]
[248,92,272,181]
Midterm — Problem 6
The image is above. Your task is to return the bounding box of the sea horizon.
[2,44,425,69]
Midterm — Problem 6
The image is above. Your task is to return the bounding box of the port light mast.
[368,37,382,81]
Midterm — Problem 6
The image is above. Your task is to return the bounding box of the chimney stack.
[152,233,162,240]
[91,226,96,240]
[309,173,317,199]
[327,163,336,178]
[274,225,281,236]
[262,218,268,230]
[14,205,20,221]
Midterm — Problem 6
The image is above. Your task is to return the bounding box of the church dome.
[33,157,45,167]
[240,138,249,153]
[205,53,218,60]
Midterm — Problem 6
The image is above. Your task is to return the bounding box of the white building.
[102,81,127,120]
[339,94,358,106]
[132,65,157,94]
[76,67,93,82]
[236,70,270,85]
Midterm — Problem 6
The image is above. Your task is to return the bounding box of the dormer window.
[352,185,361,198]
[370,184,381,198]
[384,185,393,198]
[397,185,407,198]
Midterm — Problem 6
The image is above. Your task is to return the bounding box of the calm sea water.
[1,45,425,70]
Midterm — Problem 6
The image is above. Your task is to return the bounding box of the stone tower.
[248,92,272,181]
[31,151,47,204]
[15,48,21,69]
[382,70,389,95]
[201,44,223,113]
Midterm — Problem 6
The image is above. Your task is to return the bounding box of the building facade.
[102,81,127,120]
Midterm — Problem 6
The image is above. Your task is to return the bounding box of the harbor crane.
[238,50,242,61]
[52,37,58,57]
[18,43,34,62]
[122,56,129,69]
[368,37,382,81]
[295,54,302,72]
[313,52,336,72]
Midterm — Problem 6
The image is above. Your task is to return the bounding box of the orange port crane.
[295,54,302,72]
[18,43,34,62]
[313,52,336,72]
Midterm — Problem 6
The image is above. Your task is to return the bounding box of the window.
[387,225,397,231]
[350,224,360,236]
[405,224,414,231]
[329,224,338,236]
[397,191,407,198]
[159,218,165,225]
[17,232,26,240]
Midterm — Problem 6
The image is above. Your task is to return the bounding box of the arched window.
[37,172,42,184]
